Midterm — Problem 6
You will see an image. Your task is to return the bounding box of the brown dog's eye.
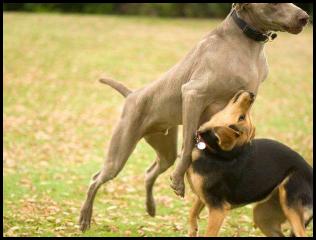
[238,115,245,122]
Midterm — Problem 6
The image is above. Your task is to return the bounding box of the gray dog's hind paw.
[146,199,156,217]
[79,209,92,232]
[79,218,91,232]
[146,205,156,217]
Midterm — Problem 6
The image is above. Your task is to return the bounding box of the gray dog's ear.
[232,3,249,12]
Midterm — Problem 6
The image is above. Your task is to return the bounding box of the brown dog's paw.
[188,230,198,237]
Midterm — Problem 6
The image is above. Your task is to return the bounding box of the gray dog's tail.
[99,77,132,97]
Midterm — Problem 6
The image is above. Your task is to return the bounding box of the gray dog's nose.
[298,13,309,26]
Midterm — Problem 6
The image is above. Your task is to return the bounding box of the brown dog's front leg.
[205,206,227,237]
[171,82,207,197]
[188,196,204,237]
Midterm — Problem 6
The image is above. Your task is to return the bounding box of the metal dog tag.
[197,141,206,150]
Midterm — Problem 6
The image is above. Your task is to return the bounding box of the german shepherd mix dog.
[187,91,313,237]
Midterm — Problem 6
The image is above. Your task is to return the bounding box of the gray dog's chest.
[225,64,265,92]
[220,50,267,87]
[198,53,268,121]
[194,39,268,100]
[205,63,266,102]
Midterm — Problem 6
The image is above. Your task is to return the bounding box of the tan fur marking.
[186,167,206,203]
[188,196,204,237]
[191,148,201,162]
[279,181,307,237]
[205,203,230,237]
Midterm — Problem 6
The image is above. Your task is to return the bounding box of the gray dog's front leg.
[171,84,207,197]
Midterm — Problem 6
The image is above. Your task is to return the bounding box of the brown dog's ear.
[213,126,239,151]
[232,3,249,12]
[249,126,256,141]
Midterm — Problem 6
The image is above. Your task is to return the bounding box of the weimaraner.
[79,3,309,231]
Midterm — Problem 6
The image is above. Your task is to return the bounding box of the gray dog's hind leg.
[144,127,178,217]
[79,114,144,232]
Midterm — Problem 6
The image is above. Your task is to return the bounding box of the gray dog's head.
[233,3,309,34]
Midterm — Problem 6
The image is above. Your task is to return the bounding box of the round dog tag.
[197,141,206,150]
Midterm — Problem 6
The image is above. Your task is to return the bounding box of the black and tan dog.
[187,90,313,237]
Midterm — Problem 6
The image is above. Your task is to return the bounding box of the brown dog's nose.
[248,91,255,101]
[298,13,309,26]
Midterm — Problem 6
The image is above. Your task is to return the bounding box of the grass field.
[3,12,313,237]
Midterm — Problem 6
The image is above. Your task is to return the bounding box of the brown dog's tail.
[99,77,132,97]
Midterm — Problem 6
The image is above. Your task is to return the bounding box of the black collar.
[231,10,277,43]
[195,130,251,160]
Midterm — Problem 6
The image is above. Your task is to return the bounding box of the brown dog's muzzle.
[233,91,255,103]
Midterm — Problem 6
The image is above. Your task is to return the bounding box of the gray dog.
[79,3,309,231]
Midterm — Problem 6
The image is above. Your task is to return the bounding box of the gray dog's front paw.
[170,176,185,198]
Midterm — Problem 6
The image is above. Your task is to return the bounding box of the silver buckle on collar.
[264,32,277,43]
[195,131,207,150]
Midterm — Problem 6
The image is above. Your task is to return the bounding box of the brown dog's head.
[197,90,256,152]
[232,3,309,34]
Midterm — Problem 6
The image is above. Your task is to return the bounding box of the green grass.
[3,12,313,237]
